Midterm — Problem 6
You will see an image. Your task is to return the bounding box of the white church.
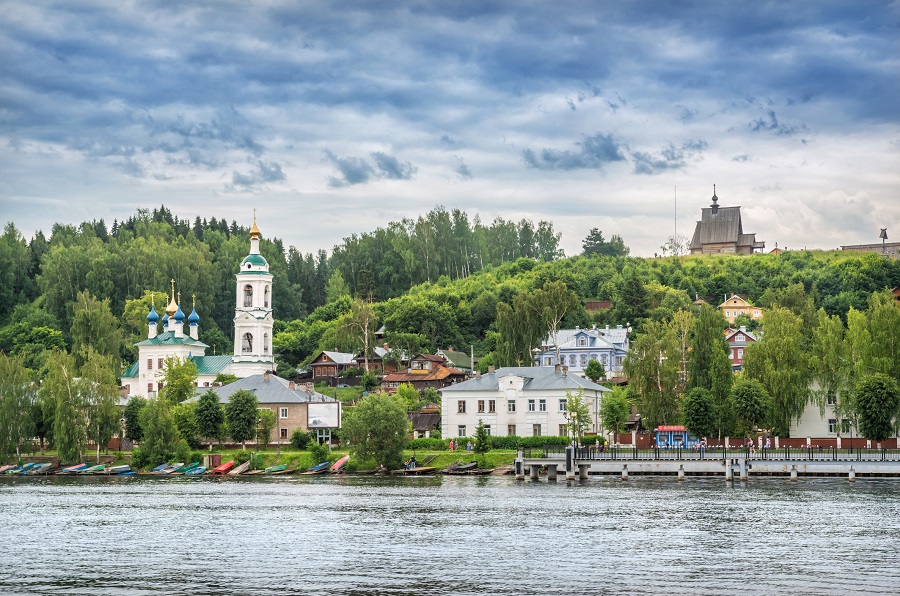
[121,216,275,397]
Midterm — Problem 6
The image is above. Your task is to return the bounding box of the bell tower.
[232,210,274,374]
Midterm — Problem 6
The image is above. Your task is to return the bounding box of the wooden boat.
[80,464,105,474]
[212,460,235,475]
[456,462,478,471]
[26,463,53,475]
[11,462,39,474]
[108,465,131,475]
[300,461,330,475]
[150,463,169,473]
[264,464,287,473]
[59,463,88,474]
[156,462,183,475]
[0,464,17,474]
[391,466,438,475]
[329,455,350,473]
[228,461,251,476]
[184,466,207,475]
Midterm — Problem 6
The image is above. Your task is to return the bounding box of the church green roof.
[241,254,268,266]
[192,355,233,375]
[122,361,139,379]
[134,331,209,348]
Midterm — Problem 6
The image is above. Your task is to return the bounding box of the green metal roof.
[191,355,234,375]
[122,361,139,379]
[134,331,209,348]
[241,254,268,266]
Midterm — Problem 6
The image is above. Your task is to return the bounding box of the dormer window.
[578,337,586,347]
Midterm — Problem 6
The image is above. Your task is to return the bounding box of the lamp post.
[880,228,888,257]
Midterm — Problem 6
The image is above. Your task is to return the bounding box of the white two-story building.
[440,366,610,439]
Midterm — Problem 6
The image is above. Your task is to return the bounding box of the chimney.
[562,366,568,377]
[555,364,561,374]
[488,365,495,374]
[289,381,295,390]
[739,326,747,332]
[476,371,482,378]
[263,371,269,381]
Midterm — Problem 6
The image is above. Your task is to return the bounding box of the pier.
[515,445,900,481]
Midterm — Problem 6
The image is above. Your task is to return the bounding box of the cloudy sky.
[1,1,898,257]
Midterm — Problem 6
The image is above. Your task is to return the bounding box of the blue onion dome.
[174,305,185,322]
[162,312,169,324]
[147,305,159,323]
[188,308,200,325]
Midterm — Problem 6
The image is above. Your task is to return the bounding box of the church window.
[263,333,269,354]
[147,383,154,394]
[158,358,163,369]
[244,285,253,307]
[264,285,270,308]
[147,358,153,370]
[242,333,253,354]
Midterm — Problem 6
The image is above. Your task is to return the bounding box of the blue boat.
[108,465,132,475]
[150,463,169,473]
[59,463,88,474]
[301,461,330,475]
[184,466,207,476]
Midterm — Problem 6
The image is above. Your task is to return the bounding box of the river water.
[1,474,898,595]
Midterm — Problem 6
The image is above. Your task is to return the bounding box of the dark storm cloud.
[523,133,626,171]
[631,140,709,175]
[325,149,416,187]
[371,152,417,180]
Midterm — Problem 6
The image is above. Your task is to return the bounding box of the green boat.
[175,462,199,473]
[80,464,105,474]
[264,464,287,473]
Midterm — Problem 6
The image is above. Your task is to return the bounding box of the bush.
[250,454,265,469]
[130,448,149,470]
[291,429,312,449]
[174,439,191,464]
[308,441,330,464]
[234,451,250,465]
[190,451,205,466]
[488,435,570,450]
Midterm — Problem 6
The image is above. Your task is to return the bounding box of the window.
[578,337,586,346]
[736,333,744,341]
[737,348,743,359]
[457,400,466,414]
[264,333,269,354]
[559,399,567,412]
[244,285,253,307]
[507,424,516,436]
[754,310,760,317]
[532,424,542,437]
[601,354,608,365]
[569,355,577,366]
[544,357,552,366]
[158,358,164,369]
[264,285,270,308]
[147,383,154,393]
[507,400,516,413]
[477,400,485,413]
[280,428,288,439]
[559,424,568,436]
[528,399,535,412]
[580,354,587,367]
[841,419,851,434]
[828,419,838,433]
[826,394,837,406]
[539,399,546,412]
[458,425,466,437]
[280,408,288,419]
[590,354,598,361]
[242,333,253,353]
[483,425,491,436]
[726,310,731,318]
[488,400,496,413]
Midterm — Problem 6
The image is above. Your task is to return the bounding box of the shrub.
[488,435,569,450]
[130,448,149,470]
[174,439,191,464]
[190,451,205,466]
[308,441,330,464]
[291,429,312,449]
[234,451,250,465]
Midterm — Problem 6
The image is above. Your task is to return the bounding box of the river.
[1,475,898,595]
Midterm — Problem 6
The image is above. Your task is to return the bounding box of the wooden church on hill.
[689,186,765,255]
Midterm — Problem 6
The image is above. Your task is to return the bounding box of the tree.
[811,309,851,425]
[70,290,122,368]
[139,398,178,468]
[582,228,629,257]
[29,393,54,456]
[687,305,733,436]
[345,298,376,371]
[730,379,772,437]
[159,356,199,405]
[173,402,200,449]
[257,408,276,448]
[584,359,606,383]
[361,370,379,392]
[0,353,35,462]
[214,373,238,386]
[538,281,580,365]
[395,383,423,411]
[123,397,148,443]
[616,269,649,328]
[80,348,122,462]
[682,387,717,440]
[623,317,683,429]
[225,389,258,450]
[852,374,900,443]
[342,392,408,470]
[42,350,87,463]
[195,390,225,447]
[600,386,630,437]
[473,419,491,463]
[744,306,811,436]
[565,389,591,444]
[325,270,350,303]
[659,234,690,257]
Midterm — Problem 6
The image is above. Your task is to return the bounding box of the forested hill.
[1,205,898,376]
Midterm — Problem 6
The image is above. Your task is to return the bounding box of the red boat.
[212,460,235,475]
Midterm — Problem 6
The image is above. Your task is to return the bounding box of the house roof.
[134,330,209,348]
[311,351,356,365]
[383,364,465,384]
[208,374,339,405]
[439,349,472,368]
[192,355,233,375]
[413,354,446,363]
[441,366,611,393]
[725,327,757,343]
[409,412,441,431]
[543,326,628,350]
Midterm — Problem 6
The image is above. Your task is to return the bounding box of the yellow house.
[719,294,764,324]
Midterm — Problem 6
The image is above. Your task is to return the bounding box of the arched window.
[243,285,253,307]
[590,354,598,361]
[578,337,586,346]
[242,333,253,354]
[264,285,270,308]
[263,333,269,354]
[579,354,588,367]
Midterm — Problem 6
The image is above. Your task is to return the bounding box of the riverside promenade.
[517,445,900,481]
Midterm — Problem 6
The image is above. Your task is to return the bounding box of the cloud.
[749,109,807,136]
[324,149,415,187]
[631,140,708,175]
[452,156,472,180]
[229,160,285,188]
[523,132,626,170]
[370,152,416,180]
